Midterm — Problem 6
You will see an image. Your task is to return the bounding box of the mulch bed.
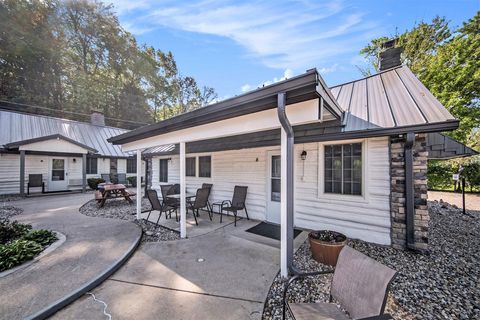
[262,201,480,320]
[79,198,180,242]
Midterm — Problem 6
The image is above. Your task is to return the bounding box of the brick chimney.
[90,109,105,126]
[379,39,403,71]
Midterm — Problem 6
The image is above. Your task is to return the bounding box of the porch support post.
[136,149,142,220]
[82,154,87,193]
[405,132,415,249]
[20,150,25,197]
[180,141,187,238]
[277,92,294,277]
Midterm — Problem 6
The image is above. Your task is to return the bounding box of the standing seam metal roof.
[0,109,132,157]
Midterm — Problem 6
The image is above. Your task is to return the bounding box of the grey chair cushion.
[330,246,397,319]
[289,302,350,320]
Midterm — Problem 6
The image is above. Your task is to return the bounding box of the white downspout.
[180,141,187,238]
[136,149,142,220]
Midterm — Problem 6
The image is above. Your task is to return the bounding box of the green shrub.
[21,230,57,247]
[0,219,32,245]
[427,160,455,190]
[0,240,43,272]
[127,176,136,187]
[87,178,105,190]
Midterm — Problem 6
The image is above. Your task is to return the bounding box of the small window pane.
[199,156,211,178]
[333,145,342,157]
[343,182,352,194]
[159,159,168,182]
[271,179,281,202]
[353,143,362,156]
[186,157,196,177]
[325,146,332,157]
[353,183,362,195]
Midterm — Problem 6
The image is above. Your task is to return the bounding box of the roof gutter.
[277,92,295,276]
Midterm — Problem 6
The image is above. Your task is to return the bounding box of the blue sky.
[108,0,478,100]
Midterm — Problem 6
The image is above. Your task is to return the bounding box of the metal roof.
[330,66,457,132]
[0,109,132,157]
[427,133,478,159]
[5,134,98,153]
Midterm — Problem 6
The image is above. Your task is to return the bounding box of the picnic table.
[95,183,136,208]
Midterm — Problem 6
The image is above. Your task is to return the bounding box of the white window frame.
[318,139,368,203]
[185,153,213,180]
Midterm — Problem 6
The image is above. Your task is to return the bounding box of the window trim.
[159,158,169,183]
[318,139,368,203]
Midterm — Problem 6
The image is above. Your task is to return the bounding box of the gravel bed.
[0,205,23,219]
[263,200,480,320]
[79,198,180,242]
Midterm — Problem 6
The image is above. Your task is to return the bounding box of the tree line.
[0,0,217,128]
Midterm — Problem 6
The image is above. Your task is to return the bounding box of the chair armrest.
[359,314,394,320]
[282,268,334,319]
[220,200,231,209]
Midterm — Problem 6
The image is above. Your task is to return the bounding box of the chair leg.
[244,207,249,220]
[155,211,163,227]
[220,208,223,223]
[193,209,198,226]
[233,210,237,227]
[145,210,152,222]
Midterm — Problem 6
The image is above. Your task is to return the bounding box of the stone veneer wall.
[390,133,429,252]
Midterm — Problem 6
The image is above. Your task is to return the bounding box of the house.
[108,46,476,277]
[0,109,145,195]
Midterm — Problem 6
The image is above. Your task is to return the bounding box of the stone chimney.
[379,39,403,71]
[90,109,105,126]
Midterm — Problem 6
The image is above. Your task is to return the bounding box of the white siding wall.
[151,137,391,244]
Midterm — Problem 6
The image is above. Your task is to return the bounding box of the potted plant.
[308,230,347,266]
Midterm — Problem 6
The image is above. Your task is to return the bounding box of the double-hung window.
[199,156,211,178]
[186,157,196,177]
[324,143,362,195]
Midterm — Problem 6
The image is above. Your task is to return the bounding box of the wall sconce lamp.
[73,158,76,163]
[301,150,307,161]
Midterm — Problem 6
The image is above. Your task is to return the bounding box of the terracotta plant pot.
[308,230,347,266]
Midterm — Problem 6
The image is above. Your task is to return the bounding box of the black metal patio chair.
[27,174,44,195]
[201,183,213,215]
[145,189,177,225]
[117,173,127,185]
[220,186,249,226]
[187,188,211,225]
[160,184,178,219]
[283,246,397,320]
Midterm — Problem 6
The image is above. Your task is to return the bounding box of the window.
[159,159,168,182]
[126,158,136,174]
[199,156,211,178]
[186,157,196,177]
[324,143,362,195]
[86,157,97,174]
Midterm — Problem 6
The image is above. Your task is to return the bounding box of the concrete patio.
[52,216,307,319]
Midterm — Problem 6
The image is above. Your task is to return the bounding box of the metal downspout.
[277,92,295,273]
[404,132,415,249]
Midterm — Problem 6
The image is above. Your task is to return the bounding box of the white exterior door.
[266,152,281,224]
[49,157,68,191]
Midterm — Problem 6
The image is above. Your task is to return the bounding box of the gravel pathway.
[79,199,180,242]
[263,201,480,320]
[0,205,23,219]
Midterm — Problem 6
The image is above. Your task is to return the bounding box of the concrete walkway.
[52,219,299,320]
[0,193,141,320]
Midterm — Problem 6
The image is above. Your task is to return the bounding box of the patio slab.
[0,193,141,320]
[52,218,287,319]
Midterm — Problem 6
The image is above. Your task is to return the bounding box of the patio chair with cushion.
[187,188,211,225]
[220,185,249,226]
[101,174,111,183]
[145,189,177,225]
[116,173,127,185]
[27,174,45,195]
[283,246,397,320]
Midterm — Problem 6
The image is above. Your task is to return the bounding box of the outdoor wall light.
[301,150,307,160]
[73,158,76,163]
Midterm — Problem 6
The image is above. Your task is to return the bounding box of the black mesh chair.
[201,183,213,215]
[101,174,111,183]
[117,173,127,185]
[220,186,249,226]
[160,184,178,219]
[187,188,211,225]
[27,174,44,195]
[146,189,177,225]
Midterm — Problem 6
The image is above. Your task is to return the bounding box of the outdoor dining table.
[96,183,135,208]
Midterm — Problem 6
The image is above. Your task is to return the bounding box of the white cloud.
[241,84,252,93]
[240,68,296,93]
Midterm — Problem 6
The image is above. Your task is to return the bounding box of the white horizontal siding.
[151,137,391,245]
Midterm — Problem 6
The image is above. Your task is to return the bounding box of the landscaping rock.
[79,199,180,242]
[0,205,23,219]
[262,201,480,319]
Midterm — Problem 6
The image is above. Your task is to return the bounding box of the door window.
[271,155,281,202]
[52,159,65,181]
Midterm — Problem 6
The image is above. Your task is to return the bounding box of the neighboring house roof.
[427,133,478,159]
[330,66,457,132]
[5,134,98,153]
[0,109,131,157]
[109,69,343,145]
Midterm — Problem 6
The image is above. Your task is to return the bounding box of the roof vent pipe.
[379,39,403,71]
[90,109,105,126]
